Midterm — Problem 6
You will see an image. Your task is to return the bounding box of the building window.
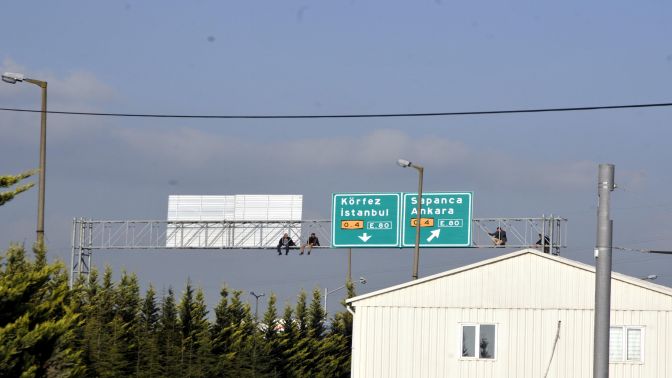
[461,324,496,359]
[609,326,643,363]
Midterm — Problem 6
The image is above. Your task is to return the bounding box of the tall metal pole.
[593,164,615,378]
[35,81,47,247]
[412,165,424,280]
[348,248,352,282]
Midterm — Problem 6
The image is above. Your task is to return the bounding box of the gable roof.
[347,248,672,305]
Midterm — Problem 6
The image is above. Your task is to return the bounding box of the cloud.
[0,58,117,144]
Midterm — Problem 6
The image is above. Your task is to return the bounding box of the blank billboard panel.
[166,195,302,248]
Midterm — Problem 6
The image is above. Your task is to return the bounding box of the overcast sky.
[2,1,672,314]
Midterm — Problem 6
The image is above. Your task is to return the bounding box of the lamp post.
[2,72,48,247]
[324,276,366,318]
[249,291,265,378]
[250,291,266,321]
[397,158,424,280]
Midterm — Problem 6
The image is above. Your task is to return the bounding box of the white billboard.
[166,195,302,248]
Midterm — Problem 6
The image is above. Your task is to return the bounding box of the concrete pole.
[593,164,615,378]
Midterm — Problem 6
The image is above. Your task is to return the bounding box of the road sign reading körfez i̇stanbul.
[401,192,473,247]
[331,193,400,247]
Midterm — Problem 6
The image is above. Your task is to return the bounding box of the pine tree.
[0,170,35,206]
[188,288,212,378]
[178,281,212,377]
[0,243,84,377]
[137,284,160,377]
[112,270,141,375]
[84,266,117,376]
[277,303,296,378]
[178,280,195,373]
[157,287,181,377]
[260,294,282,376]
[316,281,356,377]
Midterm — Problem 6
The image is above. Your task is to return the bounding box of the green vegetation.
[0,170,35,206]
[0,245,355,377]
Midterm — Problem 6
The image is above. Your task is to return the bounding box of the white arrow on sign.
[358,233,372,242]
[427,229,441,242]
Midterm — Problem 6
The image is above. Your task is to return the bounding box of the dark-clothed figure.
[277,233,296,256]
[300,233,320,255]
[488,227,507,246]
[535,234,551,253]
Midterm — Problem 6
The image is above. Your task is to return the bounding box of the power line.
[0,101,671,120]
[614,246,672,255]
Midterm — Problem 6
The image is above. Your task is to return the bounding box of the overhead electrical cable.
[0,101,671,119]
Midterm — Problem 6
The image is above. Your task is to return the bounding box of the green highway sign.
[331,193,401,247]
[401,192,473,247]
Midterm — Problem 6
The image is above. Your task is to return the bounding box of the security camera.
[359,277,367,285]
[2,72,25,84]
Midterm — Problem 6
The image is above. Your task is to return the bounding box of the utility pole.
[593,164,615,378]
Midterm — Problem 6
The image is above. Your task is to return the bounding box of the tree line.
[1,171,354,377]
[1,243,355,377]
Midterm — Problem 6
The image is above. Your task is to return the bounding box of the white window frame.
[459,323,497,361]
[609,325,645,364]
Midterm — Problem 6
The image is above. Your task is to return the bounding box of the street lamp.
[250,291,266,321]
[2,72,48,247]
[397,158,424,280]
[324,276,366,318]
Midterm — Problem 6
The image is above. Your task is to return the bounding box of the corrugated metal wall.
[350,252,672,378]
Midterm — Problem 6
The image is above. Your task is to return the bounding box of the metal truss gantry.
[70,216,567,287]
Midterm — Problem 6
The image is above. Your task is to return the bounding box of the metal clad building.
[166,195,302,248]
[347,249,672,377]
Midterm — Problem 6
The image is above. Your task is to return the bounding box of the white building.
[347,249,672,377]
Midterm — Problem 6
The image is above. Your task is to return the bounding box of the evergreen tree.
[137,284,160,377]
[0,170,35,206]
[178,279,195,372]
[84,266,118,376]
[111,270,141,375]
[178,281,212,377]
[157,288,181,377]
[260,294,282,376]
[307,288,325,340]
[316,281,356,377]
[0,243,84,377]
[277,304,296,378]
[288,288,326,376]
[188,288,213,378]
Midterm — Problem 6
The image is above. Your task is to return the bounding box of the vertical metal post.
[69,218,77,288]
[86,220,93,283]
[348,248,352,282]
[36,82,47,247]
[594,164,615,378]
[412,165,424,280]
[77,218,84,280]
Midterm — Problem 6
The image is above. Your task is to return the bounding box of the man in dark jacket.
[488,227,507,246]
[300,233,320,255]
[277,233,296,256]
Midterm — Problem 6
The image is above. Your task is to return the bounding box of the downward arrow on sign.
[358,233,372,242]
[427,229,441,242]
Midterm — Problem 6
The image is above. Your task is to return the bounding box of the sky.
[1,0,672,315]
